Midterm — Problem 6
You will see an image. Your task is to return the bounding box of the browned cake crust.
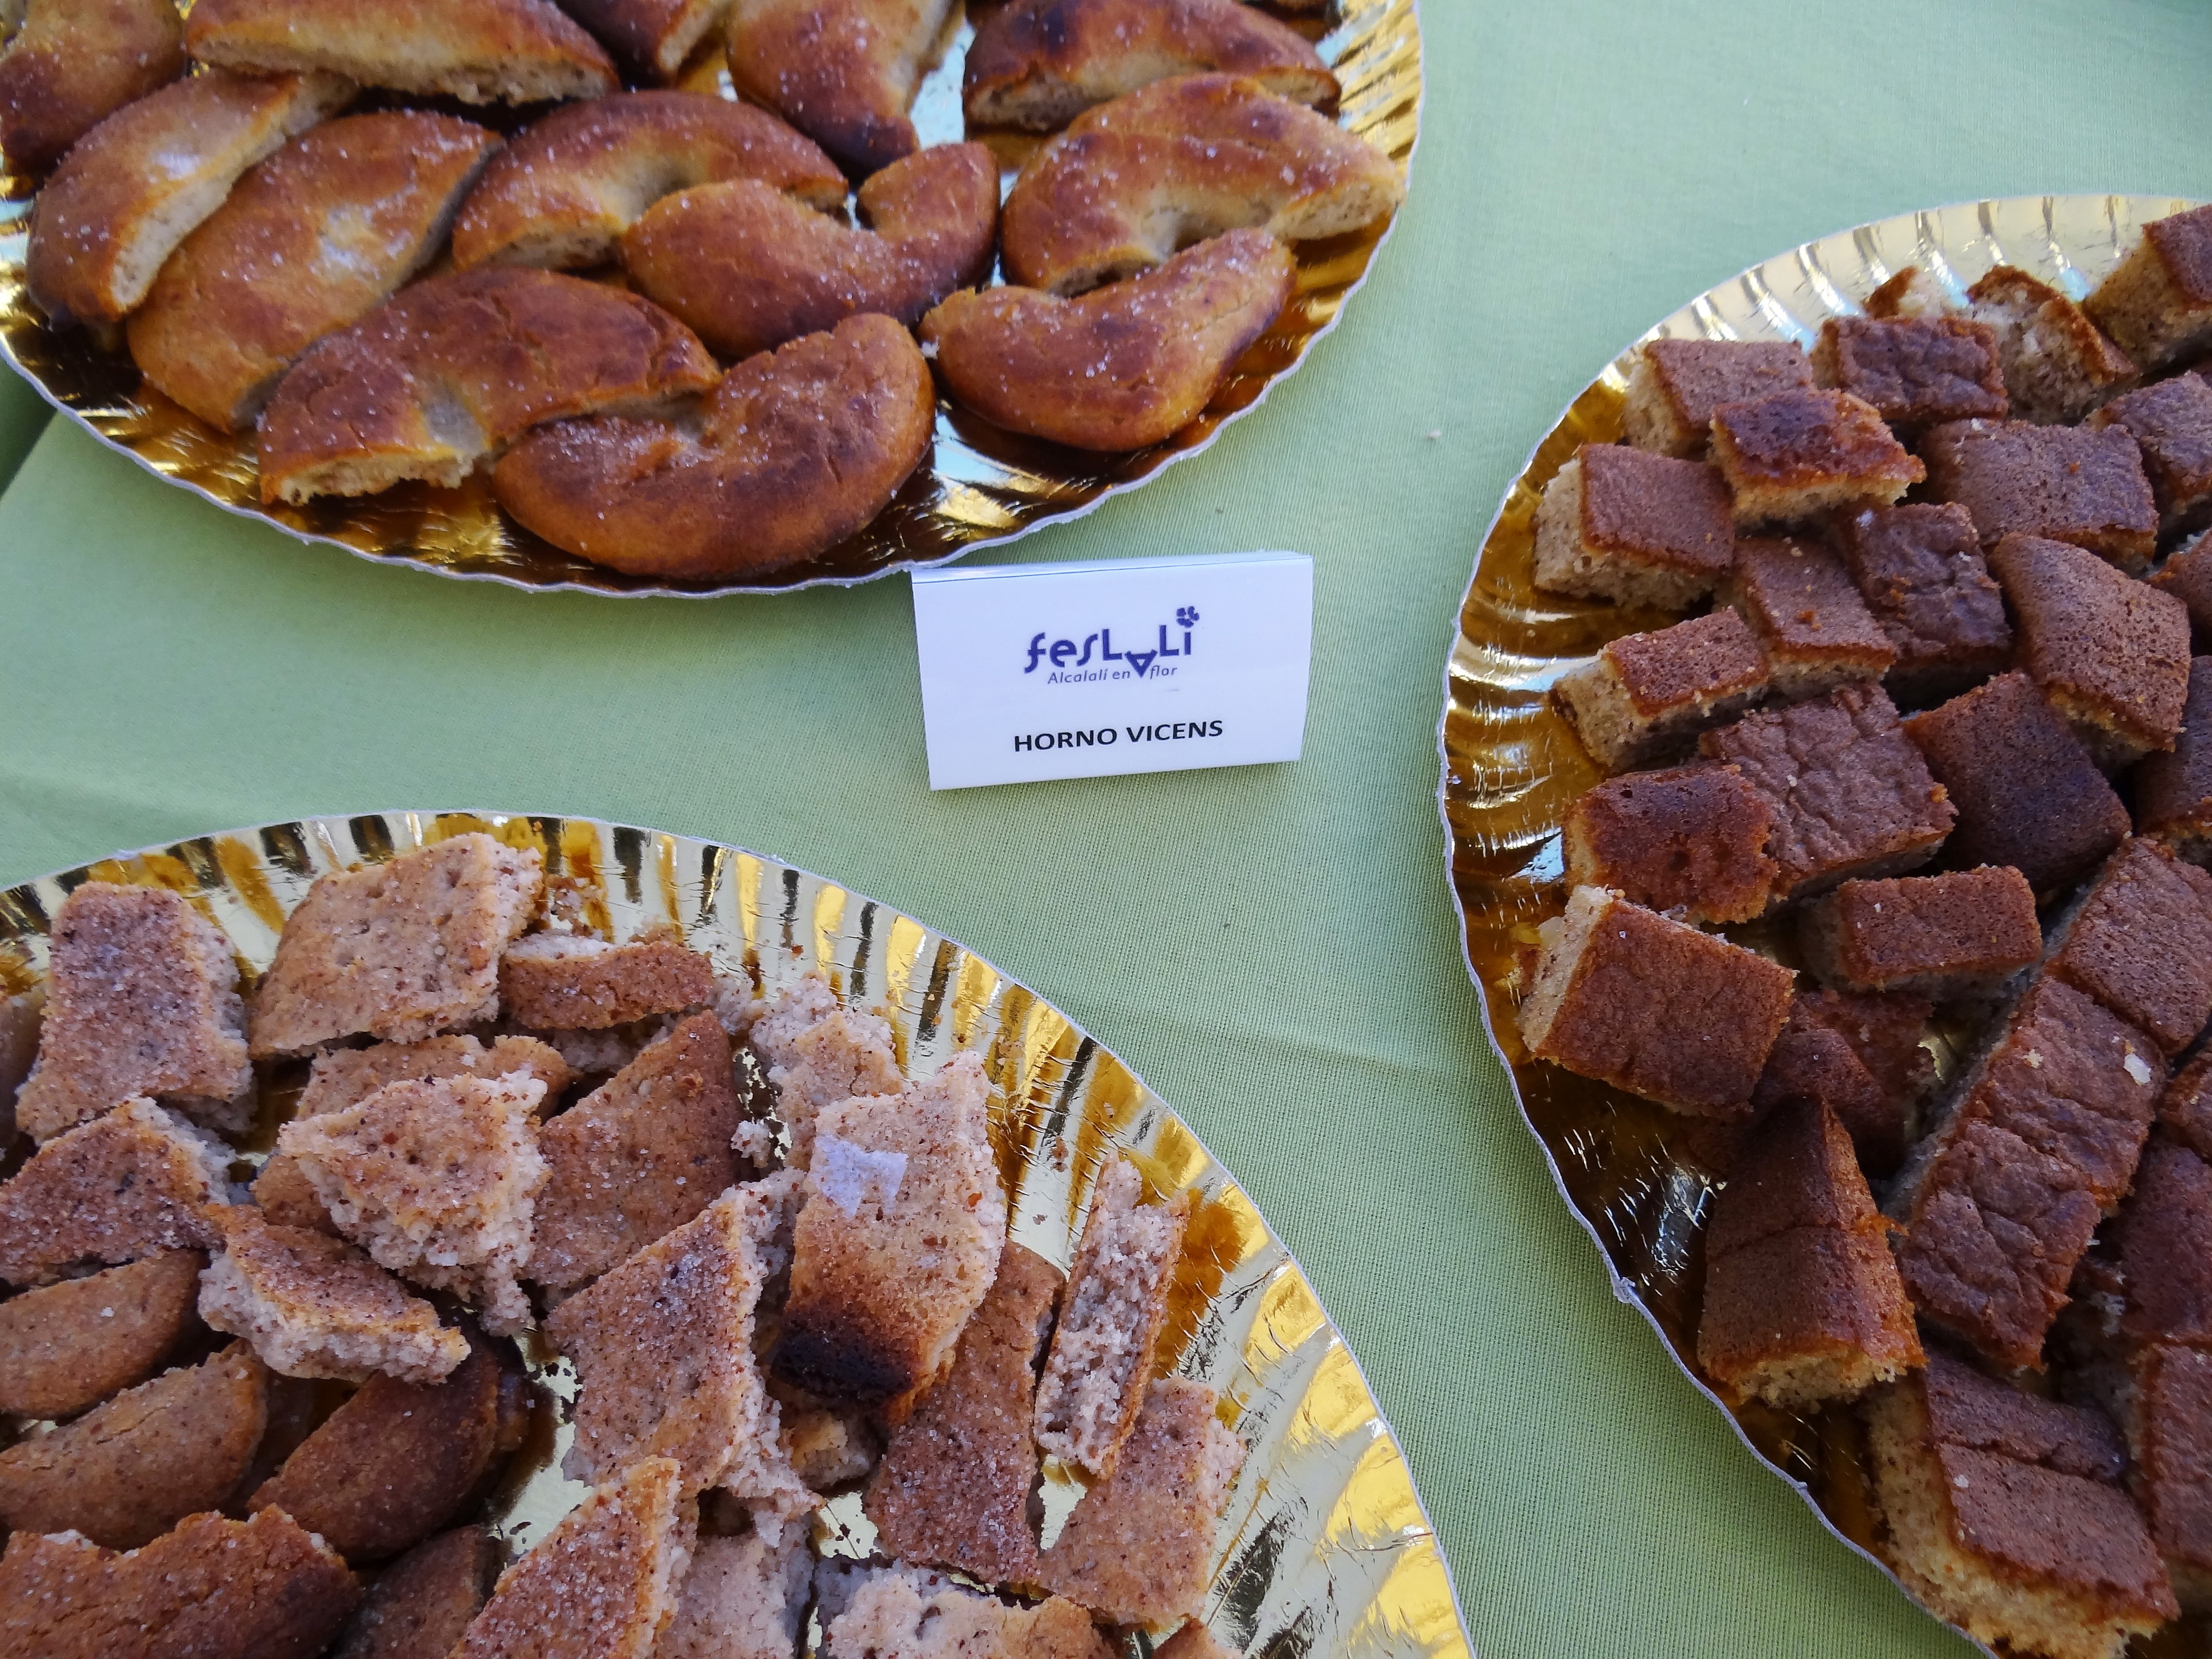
[530,1011,744,1292]
[0,1506,362,1659]
[1968,264,2140,426]
[451,1456,694,1659]
[1863,265,1953,321]
[0,0,184,174]
[1695,1097,1921,1410]
[257,267,719,505]
[0,1248,204,1418]
[2160,1049,2212,1167]
[1865,1352,2176,1659]
[2092,372,2212,534]
[1721,534,1896,698]
[1835,501,2012,704]
[1619,337,1813,459]
[725,0,953,175]
[14,879,251,1142]
[1553,610,1770,774]
[500,933,716,1031]
[2132,1343,2212,1609]
[24,68,351,327]
[1038,1376,1245,1627]
[451,90,844,271]
[493,312,934,582]
[1516,886,1794,1118]
[623,141,997,359]
[249,834,544,1057]
[186,0,616,104]
[128,110,502,432]
[1811,314,2007,428]
[923,227,1292,452]
[1699,681,1954,902]
[1903,672,2128,896]
[1530,443,1737,608]
[298,1034,573,1122]
[2086,204,2212,374]
[1751,989,1932,1177]
[1923,419,2160,573]
[2136,657,2212,855]
[866,1240,1061,1582]
[558,0,734,79]
[332,1526,502,1659]
[1991,532,2190,767]
[2110,1134,2212,1350]
[826,1575,1112,1659]
[1798,866,2041,998]
[1561,761,1779,925]
[0,1096,228,1285]
[2045,838,2212,1055]
[1000,73,1401,296]
[963,0,1335,131]
[250,1327,506,1561]
[1707,387,1924,526]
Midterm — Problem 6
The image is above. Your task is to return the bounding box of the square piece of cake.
[2108,1133,2212,1351]
[2091,373,2212,536]
[1707,388,1924,526]
[14,880,252,1142]
[1903,673,2129,896]
[2134,657,2212,857]
[2045,838,2212,1056]
[2130,1343,2212,1611]
[1620,337,1814,458]
[1720,534,1896,697]
[1968,264,2140,424]
[1517,886,1794,1118]
[499,932,717,1031]
[1835,502,2012,705]
[0,1095,228,1285]
[2152,532,2212,647]
[1811,314,2007,428]
[1923,419,2159,573]
[2158,1049,2212,1167]
[250,833,544,1058]
[1554,609,1770,773]
[1561,761,1779,924]
[1530,443,1735,608]
[1798,866,2041,999]
[1990,533,2191,768]
[2085,204,2212,373]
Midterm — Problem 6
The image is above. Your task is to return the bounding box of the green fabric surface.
[0,365,50,492]
[1,2,2210,1654]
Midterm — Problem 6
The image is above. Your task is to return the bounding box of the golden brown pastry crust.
[129,111,501,432]
[24,69,353,326]
[924,228,1291,450]
[622,141,996,358]
[558,0,734,79]
[450,90,842,272]
[0,1249,204,1418]
[493,312,935,581]
[185,0,616,105]
[963,0,1334,132]
[0,0,185,175]
[256,267,719,505]
[724,0,954,176]
[1001,72,1401,295]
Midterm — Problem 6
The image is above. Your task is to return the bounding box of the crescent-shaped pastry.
[0,0,186,175]
[130,111,504,432]
[621,141,995,359]
[450,90,843,273]
[557,0,732,80]
[185,0,617,105]
[492,312,935,581]
[923,228,1292,451]
[24,68,353,327]
[963,0,1336,133]
[257,267,719,505]
[1000,72,1402,295]
[724,0,955,176]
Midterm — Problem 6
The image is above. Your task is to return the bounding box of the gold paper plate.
[1435,195,2207,1655]
[0,4,1420,598]
[0,810,1472,1659]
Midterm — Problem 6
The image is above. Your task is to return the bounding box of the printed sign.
[911,551,1314,789]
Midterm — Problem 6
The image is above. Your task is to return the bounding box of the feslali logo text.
[1023,607,1199,682]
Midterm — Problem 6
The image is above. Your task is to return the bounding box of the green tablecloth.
[1,3,2209,1654]
[0,366,49,492]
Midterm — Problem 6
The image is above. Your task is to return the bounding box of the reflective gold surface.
[1436,195,2206,1656]
[0,2,1420,597]
[0,811,1472,1659]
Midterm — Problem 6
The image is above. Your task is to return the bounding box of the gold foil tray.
[0,3,1419,598]
[0,811,1472,1659]
[1435,195,2207,1656]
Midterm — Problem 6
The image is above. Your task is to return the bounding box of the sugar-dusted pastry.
[757,983,902,1170]
[1924,419,2160,574]
[129,111,503,432]
[1967,264,2138,425]
[2086,204,2212,373]
[14,879,251,1142]
[0,1249,204,1418]
[257,268,719,505]
[493,313,934,582]
[560,0,735,80]
[923,228,1293,451]
[500,932,716,1030]
[1620,338,1813,460]
[1000,73,1401,296]
[825,1575,1111,1659]
[186,0,615,104]
[659,1532,812,1659]
[1529,442,1735,608]
[24,68,351,326]
[0,1096,228,1285]
[250,834,544,1056]
[1719,534,1896,699]
[450,91,843,271]
[1707,388,1924,526]
[298,1034,572,1122]
[1561,762,1779,926]
[0,0,184,174]
[331,1527,501,1659]
[623,142,997,359]
[724,0,953,176]
[963,0,1335,131]
[1554,611,1770,773]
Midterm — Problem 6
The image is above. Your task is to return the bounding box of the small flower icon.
[1176,606,1200,627]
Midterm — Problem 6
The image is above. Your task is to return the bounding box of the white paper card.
[912,551,1314,790]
